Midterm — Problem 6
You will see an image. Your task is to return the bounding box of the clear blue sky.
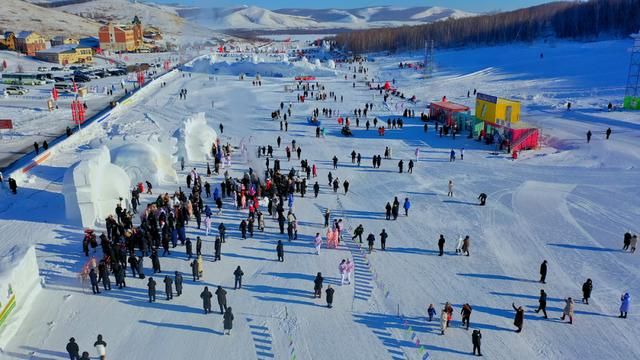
[157,0,554,12]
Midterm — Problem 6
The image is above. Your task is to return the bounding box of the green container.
[624,96,640,110]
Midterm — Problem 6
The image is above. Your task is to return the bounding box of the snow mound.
[0,246,41,352]
[110,143,178,187]
[63,146,131,227]
[176,113,218,163]
[186,54,336,78]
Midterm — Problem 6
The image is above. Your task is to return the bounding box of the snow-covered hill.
[178,5,475,31]
[56,0,219,43]
[0,0,100,37]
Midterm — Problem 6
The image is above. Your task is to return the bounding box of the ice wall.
[63,146,131,227]
[186,54,336,78]
[111,143,178,187]
[0,246,41,352]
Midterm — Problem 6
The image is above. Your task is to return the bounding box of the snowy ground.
[1,39,639,359]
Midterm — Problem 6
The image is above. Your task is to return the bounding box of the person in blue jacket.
[403,198,411,216]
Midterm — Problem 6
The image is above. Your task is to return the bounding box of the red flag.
[73,81,78,93]
[52,87,59,101]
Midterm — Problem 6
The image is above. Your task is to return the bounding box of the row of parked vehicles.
[1,67,129,96]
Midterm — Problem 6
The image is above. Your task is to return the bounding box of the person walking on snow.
[164,275,173,300]
[438,234,446,256]
[456,235,464,254]
[380,229,388,250]
[66,338,80,360]
[539,260,548,284]
[367,233,375,253]
[447,180,454,197]
[619,292,630,318]
[147,277,156,302]
[512,303,524,333]
[461,303,473,330]
[403,198,410,216]
[234,266,244,289]
[561,297,574,324]
[472,330,482,356]
[325,285,335,308]
[415,147,420,162]
[314,233,322,255]
[440,307,449,335]
[345,259,353,284]
[582,279,593,304]
[339,259,348,285]
[223,307,234,335]
[93,335,107,360]
[535,289,548,318]
[428,304,436,322]
[462,236,470,256]
[314,272,324,298]
[216,285,228,314]
[200,286,212,314]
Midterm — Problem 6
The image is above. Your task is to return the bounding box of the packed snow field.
[1,40,639,359]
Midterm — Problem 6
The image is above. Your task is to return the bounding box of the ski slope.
[0,39,639,359]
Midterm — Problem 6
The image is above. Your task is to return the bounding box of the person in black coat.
[512,303,524,332]
[223,307,234,335]
[136,256,144,279]
[385,202,392,220]
[214,236,222,261]
[218,223,226,243]
[438,235,446,256]
[164,275,173,300]
[582,279,593,304]
[379,229,388,250]
[190,259,199,281]
[147,277,157,302]
[114,263,126,289]
[200,286,212,314]
[366,233,375,253]
[216,286,228,314]
[175,271,183,296]
[66,337,80,360]
[240,220,247,239]
[534,289,548,318]
[276,240,284,262]
[89,268,100,294]
[314,272,324,298]
[128,255,138,277]
[472,329,482,356]
[325,285,335,308]
[150,250,161,273]
[478,193,487,206]
[186,238,193,260]
[539,260,547,284]
[313,182,320,198]
[234,266,244,289]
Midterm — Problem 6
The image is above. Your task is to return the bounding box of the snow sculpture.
[176,112,218,163]
[0,246,41,352]
[63,146,131,227]
[111,143,178,187]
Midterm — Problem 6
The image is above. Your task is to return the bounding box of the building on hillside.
[51,36,79,47]
[79,37,100,50]
[98,16,144,53]
[475,93,521,125]
[143,26,163,41]
[36,45,93,65]
[15,31,49,56]
[0,31,17,51]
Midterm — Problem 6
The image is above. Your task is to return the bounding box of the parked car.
[74,70,98,79]
[107,68,126,76]
[50,66,63,71]
[37,66,48,72]
[4,86,29,95]
[92,70,107,78]
[54,83,75,93]
[72,74,91,83]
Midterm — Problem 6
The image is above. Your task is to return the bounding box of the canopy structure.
[429,101,470,126]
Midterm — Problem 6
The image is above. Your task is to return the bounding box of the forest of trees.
[334,0,640,53]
